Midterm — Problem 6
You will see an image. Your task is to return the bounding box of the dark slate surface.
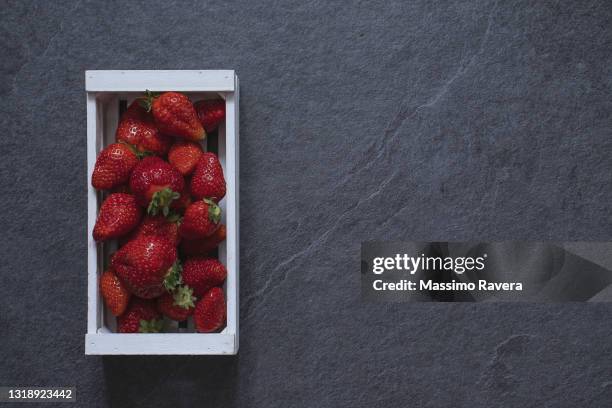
[1,0,612,406]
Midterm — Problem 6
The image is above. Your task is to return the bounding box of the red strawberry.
[179,199,221,240]
[93,193,142,241]
[100,269,131,316]
[130,214,181,246]
[116,101,171,156]
[142,91,205,141]
[122,99,149,121]
[91,143,139,190]
[129,156,184,216]
[157,286,196,321]
[195,99,226,133]
[194,287,226,333]
[117,298,162,333]
[182,257,227,297]
[190,152,226,201]
[111,235,179,299]
[180,225,227,256]
[167,141,203,176]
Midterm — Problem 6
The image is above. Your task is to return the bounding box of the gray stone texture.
[1,0,612,406]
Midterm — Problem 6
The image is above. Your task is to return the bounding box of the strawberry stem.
[203,198,222,224]
[173,286,196,309]
[139,318,163,333]
[120,141,152,159]
[139,90,160,112]
[163,261,183,291]
[166,211,182,224]
[148,188,181,217]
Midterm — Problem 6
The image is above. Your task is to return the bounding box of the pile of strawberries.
[92,91,228,334]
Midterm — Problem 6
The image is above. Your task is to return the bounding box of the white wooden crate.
[85,70,239,355]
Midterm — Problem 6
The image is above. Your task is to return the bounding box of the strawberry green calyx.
[133,149,153,160]
[139,318,163,333]
[148,188,181,217]
[119,141,153,160]
[173,286,196,309]
[164,261,183,291]
[166,211,182,224]
[134,151,153,160]
[203,198,221,224]
[139,90,160,112]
